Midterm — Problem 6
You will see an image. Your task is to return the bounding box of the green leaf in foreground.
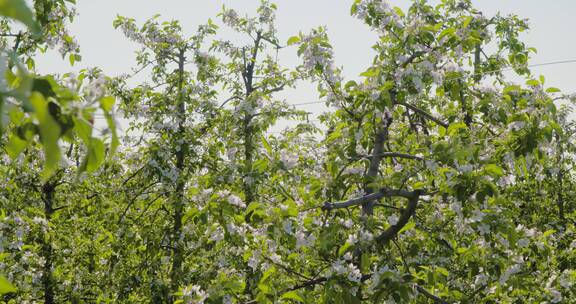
[0,275,16,295]
[0,0,41,35]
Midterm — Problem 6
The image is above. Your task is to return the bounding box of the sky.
[33,0,576,132]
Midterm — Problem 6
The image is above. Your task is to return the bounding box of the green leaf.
[462,16,473,28]
[258,266,276,294]
[74,117,92,145]
[31,92,61,179]
[281,291,304,302]
[261,135,272,155]
[338,241,352,256]
[543,229,556,238]
[6,133,28,159]
[82,138,105,173]
[105,112,119,155]
[539,75,546,85]
[447,122,467,135]
[246,202,262,214]
[0,275,16,295]
[361,252,370,273]
[287,36,300,46]
[484,164,504,177]
[360,68,378,77]
[0,0,40,35]
[350,0,360,15]
[100,96,116,112]
[439,28,455,40]
[253,158,269,173]
[436,267,449,277]
[399,221,415,234]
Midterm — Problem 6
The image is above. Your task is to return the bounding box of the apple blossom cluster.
[180,284,208,304]
[117,18,145,44]
[40,5,81,57]
[217,190,246,208]
[57,35,80,58]
[141,21,182,46]
[84,75,107,104]
[0,213,46,301]
[222,1,277,34]
[352,0,403,32]
[280,152,298,170]
[298,29,343,89]
[221,8,240,29]
[367,265,401,293]
[148,153,180,183]
[294,229,316,249]
[116,17,184,47]
[257,1,276,25]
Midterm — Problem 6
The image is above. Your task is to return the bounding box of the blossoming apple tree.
[0,0,575,303]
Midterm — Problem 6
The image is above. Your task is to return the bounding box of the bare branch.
[322,188,423,211]
[356,152,424,161]
[376,191,421,244]
[416,285,450,304]
[260,34,285,49]
[398,102,449,128]
[219,95,242,109]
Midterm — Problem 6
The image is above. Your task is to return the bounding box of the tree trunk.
[41,182,56,304]
[170,48,187,301]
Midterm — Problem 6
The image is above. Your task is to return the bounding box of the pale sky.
[34,0,576,131]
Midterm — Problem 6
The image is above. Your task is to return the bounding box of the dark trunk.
[41,182,56,304]
[170,48,187,301]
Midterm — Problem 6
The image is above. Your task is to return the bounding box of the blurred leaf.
[82,137,105,173]
[287,36,300,46]
[281,291,304,302]
[104,112,119,155]
[0,275,16,295]
[100,96,115,112]
[0,0,41,35]
[31,92,61,179]
[6,132,28,159]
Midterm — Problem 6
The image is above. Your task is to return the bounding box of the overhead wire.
[91,57,576,119]
[89,58,576,135]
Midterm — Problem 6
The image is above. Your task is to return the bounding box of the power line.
[91,58,576,119]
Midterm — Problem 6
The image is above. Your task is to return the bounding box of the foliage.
[0,0,575,303]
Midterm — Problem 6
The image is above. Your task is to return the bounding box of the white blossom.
[248,251,261,270]
[209,227,224,242]
[331,259,347,275]
[282,220,293,234]
[517,238,529,248]
[347,233,358,245]
[549,288,562,303]
[181,285,208,304]
[508,121,526,131]
[359,229,374,242]
[281,153,298,169]
[387,214,399,226]
[227,194,246,208]
[295,230,316,249]
[347,263,363,283]
[499,264,522,285]
[559,270,574,289]
[341,219,353,229]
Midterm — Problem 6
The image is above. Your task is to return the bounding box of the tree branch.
[416,285,450,304]
[398,102,448,128]
[322,188,423,211]
[356,152,424,162]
